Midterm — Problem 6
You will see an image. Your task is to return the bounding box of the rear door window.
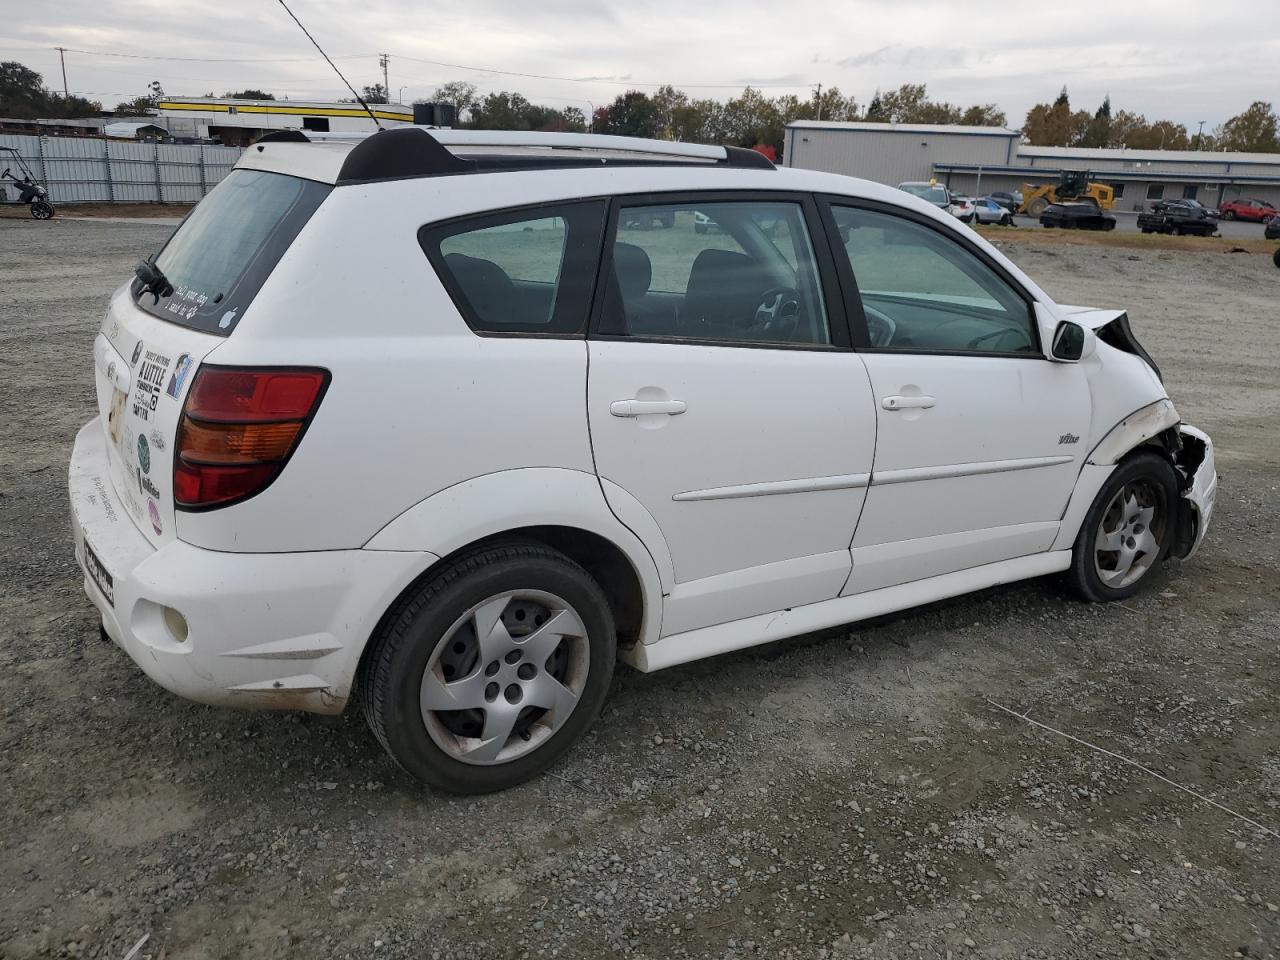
[421,201,607,336]
[136,169,330,335]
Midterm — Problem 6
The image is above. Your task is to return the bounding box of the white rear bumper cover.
[69,418,436,714]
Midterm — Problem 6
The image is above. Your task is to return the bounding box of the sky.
[3,0,1277,131]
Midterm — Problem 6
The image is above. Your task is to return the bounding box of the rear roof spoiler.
[282,127,775,185]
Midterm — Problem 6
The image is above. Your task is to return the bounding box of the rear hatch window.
[133,169,329,335]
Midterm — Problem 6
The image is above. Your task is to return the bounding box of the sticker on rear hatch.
[131,349,171,422]
[83,538,114,607]
[166,354,193,398]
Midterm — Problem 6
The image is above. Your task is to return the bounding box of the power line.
[13,44,811,90]
[389,52,810,90]
[15,45,374,64]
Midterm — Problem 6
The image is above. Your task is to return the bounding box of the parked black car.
[1137,200,1219,236]
[1039,203,1117,231]
[990,190,1023,212]
[1266,216,1280,240]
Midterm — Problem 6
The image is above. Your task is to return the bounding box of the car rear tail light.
[175,366,329,509]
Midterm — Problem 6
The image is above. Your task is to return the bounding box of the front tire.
[361,542,616,793]
[31,199,53,220]
[1067,452,1178,602]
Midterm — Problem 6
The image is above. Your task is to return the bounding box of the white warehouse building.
[784,120,1280,212]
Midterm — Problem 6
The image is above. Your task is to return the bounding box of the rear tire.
[1066,452,1178,603]
[361,541,616,793]
[1027,197,1050,217]
[31,199,53,220]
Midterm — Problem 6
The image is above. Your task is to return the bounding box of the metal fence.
[0,134,243,204]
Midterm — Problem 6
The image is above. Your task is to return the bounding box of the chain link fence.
[0,134,243,204]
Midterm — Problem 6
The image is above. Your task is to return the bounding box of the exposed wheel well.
[357,526,646,702]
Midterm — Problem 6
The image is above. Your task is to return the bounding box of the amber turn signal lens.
[178,419,303,464]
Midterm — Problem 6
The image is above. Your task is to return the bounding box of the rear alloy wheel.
[1067,452,1177,602]
[361,542,615,793]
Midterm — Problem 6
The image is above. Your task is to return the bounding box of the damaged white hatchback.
[69,128,1217,793]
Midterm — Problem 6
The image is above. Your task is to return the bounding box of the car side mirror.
[1050,320,1095,362]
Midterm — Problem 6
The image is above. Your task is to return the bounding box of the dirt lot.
[1,217,1278,960]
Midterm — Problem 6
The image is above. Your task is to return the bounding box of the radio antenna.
[274,0,383,129]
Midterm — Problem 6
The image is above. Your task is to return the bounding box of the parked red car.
[1218,197,1277,222]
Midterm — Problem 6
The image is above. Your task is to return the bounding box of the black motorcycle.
[0,146,55,219]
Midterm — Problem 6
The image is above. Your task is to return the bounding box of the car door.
[587,193,877,637]
[820,199,1092,594]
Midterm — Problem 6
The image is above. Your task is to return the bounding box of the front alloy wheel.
[1093,480,1166,589]
[1067,451,1177,602]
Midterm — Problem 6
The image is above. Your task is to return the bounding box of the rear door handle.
[882,395,936,411]
[610,399,687,418]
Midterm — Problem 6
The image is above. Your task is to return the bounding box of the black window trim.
[586,190,853,353]
[418,197,609,340]
[817,194,1046,359]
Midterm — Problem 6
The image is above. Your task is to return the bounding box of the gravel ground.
[1,218,1278,960]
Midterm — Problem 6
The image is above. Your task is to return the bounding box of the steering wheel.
[750,286,802,339]
[862,303,897,347]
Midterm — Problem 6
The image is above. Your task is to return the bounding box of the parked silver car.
[972,197,1015,225]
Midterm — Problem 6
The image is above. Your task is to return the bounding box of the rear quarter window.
[134,169,330,335]
[419,201,607,337]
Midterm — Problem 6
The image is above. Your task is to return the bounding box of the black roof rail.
[332,127,776,185]
[724,145,775,169]
[255,130,310,145]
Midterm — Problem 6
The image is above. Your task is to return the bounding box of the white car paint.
[68,130,1217,717]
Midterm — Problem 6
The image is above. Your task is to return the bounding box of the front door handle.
[882,395,936,411]
[610,399,687,418]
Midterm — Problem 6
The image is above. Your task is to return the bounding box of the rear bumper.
[69,418,436,714]
[1174,423,1216,560]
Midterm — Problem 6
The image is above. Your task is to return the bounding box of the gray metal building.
[785,120,1280,210]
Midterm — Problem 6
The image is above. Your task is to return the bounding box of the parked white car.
[70,129,1217,793]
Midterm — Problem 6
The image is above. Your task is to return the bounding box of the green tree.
[360,83,388,104]
[428,81,479,118]
[1079,95,1112,147]
[467,91,537,130]
[223,89,275,100]
[1213,101,1279,152]
[1023,88,1089,146]
[864,90,886,121]
[959,104,1007,127]
[0,60,47,118]
[597,90,663,138]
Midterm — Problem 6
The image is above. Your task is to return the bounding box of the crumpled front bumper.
[1173,423,1216,559]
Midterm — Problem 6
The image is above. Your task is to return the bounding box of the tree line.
[1023,88,1280,153]
[3,58,1278,155]
[424,80,1005,155]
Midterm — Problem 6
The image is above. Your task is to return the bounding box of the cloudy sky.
[4,0,1277,129]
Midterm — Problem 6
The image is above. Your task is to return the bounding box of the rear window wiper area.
[134,258,174,304]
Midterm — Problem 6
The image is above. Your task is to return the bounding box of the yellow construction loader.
[1019,170,1115,216]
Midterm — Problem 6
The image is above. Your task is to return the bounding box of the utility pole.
[1196,120,1206,149]
[813,83,822,122]
[56,46,69,99]
[379,53,389,104]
